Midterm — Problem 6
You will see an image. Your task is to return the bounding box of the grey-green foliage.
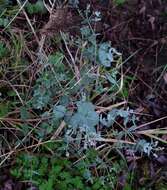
[100,108,137,128]
[80,26,97,62]
[69,0,79,8]
[53,105,67,121]
[79,6,120,66]
[32,52,68,109]
[69,101,99,132]
[64,101,100,150]
[98,43,114,67]
[49,101,99,141]
[0,17,9,27]
[98,42,121,67]
[135,139,158,156]
[80,26,121,67]
[32,80,52,109]
[69,71,97,99]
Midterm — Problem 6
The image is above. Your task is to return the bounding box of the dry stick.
[128,69,167,104]
[73,144,107,165]
[135,128,167,144]
[0,139,62,161]
[3,0,29,31]
[0,80,24,105]
[61,32,81,81]
[136,130,167,144]
[39,0,58,57]
[95,138,135,145]
[0,116,52,122]
[16,0,39,43]
[139,133,167,144]
[0,120,30,153]
[96,101,127,113]
[134,115,167,131]
[38,1,60,75]
[136,127,167,135]
[0,136,135,164]
[74,140,135,165]
[0,134,12,150]
[0,121,41,166]
[2,0,43,106]
[0,0,57,165]
[51,120,66,140]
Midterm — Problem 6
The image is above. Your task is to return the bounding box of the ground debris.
[41,6,80,37]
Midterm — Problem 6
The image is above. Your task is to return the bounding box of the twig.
[133,116,167,130]
[51,120,66,140]
[3,0,29,31]
[96,101,127,113]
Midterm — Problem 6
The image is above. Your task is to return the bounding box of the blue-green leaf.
[69,101,99,132]
[98,42,113,67]
[98,42,121,67]
[53,105,66,121]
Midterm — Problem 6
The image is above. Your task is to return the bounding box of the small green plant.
[100,108,137,128]
[0,17,9,27]
[25,0,47,14]
[0,0,9,11]
[114,0,126,6]
[0,101,10,117]
[0,42,8,59]
[80,25,121,67]
[31,52,69,109]
[11,152,124,190]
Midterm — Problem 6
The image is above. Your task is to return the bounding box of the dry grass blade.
[3,0,29,31]
[51,120,66,140]
[0,121,41,166]
[96,101,127,113]
[95,138,136,145]
[16,0,40,43]
[134,116,167,130]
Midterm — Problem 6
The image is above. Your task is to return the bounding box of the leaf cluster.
[11,152,114,190]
